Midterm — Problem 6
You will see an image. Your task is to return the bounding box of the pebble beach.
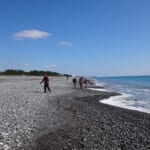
[0,76,149,150]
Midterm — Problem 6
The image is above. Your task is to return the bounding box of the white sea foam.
[95,81,106,87]
[88,80,111,92]
[88,79,109,91]
[138,88,150,92]
[88,88,109,92]
[90,77,150,113]
[100,94,150,113]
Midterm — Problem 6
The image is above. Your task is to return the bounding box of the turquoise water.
[92,76,150,113]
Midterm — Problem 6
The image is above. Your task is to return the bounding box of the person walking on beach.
[79,77,84,89]
[72,78,77,88]
[40,74,51,93]
[66,75,69,80]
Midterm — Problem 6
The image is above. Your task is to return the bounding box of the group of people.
[72,77,90,89]
[40,75,92,93]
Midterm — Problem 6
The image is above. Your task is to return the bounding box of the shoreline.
[90,78,150,114]
[25,88,150,150]
[0,76,149,149]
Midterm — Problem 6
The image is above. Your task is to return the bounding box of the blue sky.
[0,0,150,76]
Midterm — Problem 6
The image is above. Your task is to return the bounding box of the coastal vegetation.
[0,69,72,77]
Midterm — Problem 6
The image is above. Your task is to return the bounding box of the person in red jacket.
[40,74,51,93]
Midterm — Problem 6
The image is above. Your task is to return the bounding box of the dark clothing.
[73,78,77,83]
[44,83,51,93]
[41,75,51,93]
[41,76,49,84]
[79,77,83,89]
[72,78,77,88]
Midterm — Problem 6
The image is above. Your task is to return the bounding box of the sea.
[91,76,150,114]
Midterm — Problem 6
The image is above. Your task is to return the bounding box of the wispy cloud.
[13,29,51,40]
[58,41,72,47]
[51,64,57,67]
[24,63,31,67]
[44,64,57,69]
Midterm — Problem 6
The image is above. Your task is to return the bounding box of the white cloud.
[51,64,57,67]
[24,63,31,66]
[58,41,72,47]
[13,29,51,40]
[44,64,57,69]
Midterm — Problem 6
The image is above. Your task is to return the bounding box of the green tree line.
[0,69,72,77]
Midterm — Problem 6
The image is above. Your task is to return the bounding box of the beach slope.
[0,76,149,150]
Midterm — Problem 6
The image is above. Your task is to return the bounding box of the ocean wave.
[100,94,150,114]
[88,88,109,92]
